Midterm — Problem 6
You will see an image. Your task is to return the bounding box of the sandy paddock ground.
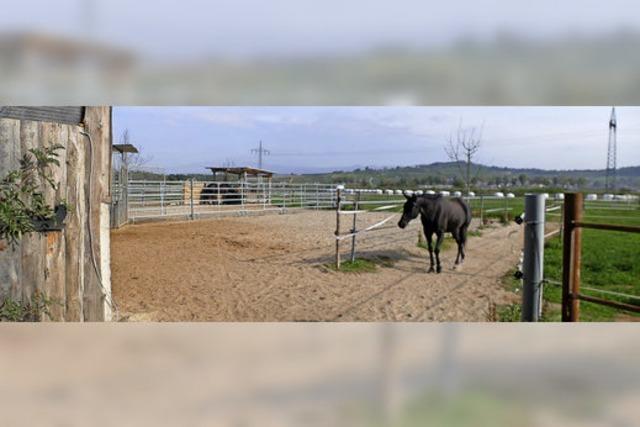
[111,210,524,321]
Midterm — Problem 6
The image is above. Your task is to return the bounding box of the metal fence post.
[562,192,583,322]
[160,181,165,216]
[283,184,287,211]
[350,191,360,262]
[241,181,245,213]
[521,194,546,321]
[189,178,195,220]
[262,182,267,211]
[335,187,342,269]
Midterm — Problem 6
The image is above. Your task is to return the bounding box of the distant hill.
[288,162,640,191]
[128,161,640,191]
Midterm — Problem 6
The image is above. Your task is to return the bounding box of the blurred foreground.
[0,324,638,426]
[2,1,640,104]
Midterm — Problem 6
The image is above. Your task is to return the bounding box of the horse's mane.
[416,193,443,201]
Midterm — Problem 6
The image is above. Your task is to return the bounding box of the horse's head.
[398,194,420,229]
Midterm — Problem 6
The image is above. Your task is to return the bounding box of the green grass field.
[542,204,640,321]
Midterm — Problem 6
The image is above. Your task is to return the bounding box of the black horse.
[398,194,472,273]
[200,183,241,205]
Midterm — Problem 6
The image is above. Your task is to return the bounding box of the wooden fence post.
[335,187,342,269]
[559,202,564,240]
[479,196,484,225]
[562,192,583,321]
[350,191,360,262]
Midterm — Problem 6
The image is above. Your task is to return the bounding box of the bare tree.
[118,128,153,171]
[444,121,483,194]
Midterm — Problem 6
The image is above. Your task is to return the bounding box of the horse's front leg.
[434,231,444,273]
[426,231,435,273]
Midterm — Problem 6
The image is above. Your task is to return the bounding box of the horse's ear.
[404,194,411,200]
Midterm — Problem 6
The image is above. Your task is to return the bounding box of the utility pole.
[250,140,270,170]
[605,107,617,192]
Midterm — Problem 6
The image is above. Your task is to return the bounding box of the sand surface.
[111,210,523,321]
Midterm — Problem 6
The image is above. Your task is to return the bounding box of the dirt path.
[111,211,522,321]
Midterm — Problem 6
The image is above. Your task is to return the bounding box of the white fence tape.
[338,210,367,215]
[372,204,401,211]
[336,214,397,241]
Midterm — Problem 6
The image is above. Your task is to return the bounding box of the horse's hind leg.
[426,231,435,273]
[434,231,444,273]
[452,229,462,266]
[460,225,468,263]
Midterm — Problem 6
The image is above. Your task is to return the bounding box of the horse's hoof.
[436,266,442,274]
[427,267,435,273]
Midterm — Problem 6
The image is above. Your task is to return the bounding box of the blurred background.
[2,0,640,104]
[1,324,638,426]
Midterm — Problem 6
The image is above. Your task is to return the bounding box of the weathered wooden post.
[350,191,360,262]
[335,186,343,269]
[521,194,546,321]
[562,192,583,321]
[559,202,564,240]
[479,195,485,225]
[189,178,195,220]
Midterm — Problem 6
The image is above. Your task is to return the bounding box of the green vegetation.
[389,392,527,427]
[496,303,522,322]
[328,257,396,273]
[0,144,64,245]
[0,291,58,322]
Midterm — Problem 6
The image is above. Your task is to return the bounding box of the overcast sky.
[3,1,640,60]
[113,107,640,174]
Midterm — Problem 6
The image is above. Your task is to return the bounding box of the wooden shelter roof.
[112,143,139,154]
[206,167,274,177]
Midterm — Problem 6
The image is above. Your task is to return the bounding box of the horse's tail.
[457,198,472,228]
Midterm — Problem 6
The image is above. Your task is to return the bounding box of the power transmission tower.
[605,107,617,191]
[250,140,270,169]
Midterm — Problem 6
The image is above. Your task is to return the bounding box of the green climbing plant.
[0,143,64,246]
[0,291,58,322]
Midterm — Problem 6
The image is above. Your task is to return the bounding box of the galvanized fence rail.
[121,179,338,223]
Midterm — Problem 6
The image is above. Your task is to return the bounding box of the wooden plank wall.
[0,107,112,321]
